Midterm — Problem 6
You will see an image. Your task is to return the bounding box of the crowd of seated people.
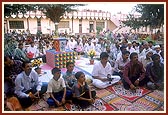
[4,30,164,110]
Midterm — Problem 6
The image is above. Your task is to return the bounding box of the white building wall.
[147,25,151,33]
[50,21,55,34]
[82,20,89,33]
[5,17,116,35]
[5,10,118,35]
[73,19,79,34]
[28,18,37,34]
[24,18,28,31]
[57,19,70,34]
[104,20,107,31]
[68,19,73,33]
[41,18,50,34]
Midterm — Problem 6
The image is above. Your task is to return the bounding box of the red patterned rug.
[63,99,115,111]
[19,84,163,112]
[106,84,152,102]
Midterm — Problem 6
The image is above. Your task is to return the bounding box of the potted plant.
[31,58,43,67]
[88,49,96,64]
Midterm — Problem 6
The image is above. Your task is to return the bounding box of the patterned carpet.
[27,84,164,111]
[14,58,165,112]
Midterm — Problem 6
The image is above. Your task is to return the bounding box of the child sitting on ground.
[62,62,77,90]
[46,67,72,107]
[72,71,96,109]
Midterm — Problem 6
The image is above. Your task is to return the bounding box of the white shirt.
[92,38,98,44]
[139,56,152,70]
[75,42,84,52]
[84,43,95,53]
[126,47,136,54]
[26,46,39,58]
[67,40,77,51]
[92,61,112,78]
[47,77,66,93]
[114,57,129,72]
[141,48,152,57]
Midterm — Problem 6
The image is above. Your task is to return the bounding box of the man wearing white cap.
[141,42,152,57]
[67,36,77,51]
[126,41,136,54]
[139,49,153,70]
[153,45,161,56]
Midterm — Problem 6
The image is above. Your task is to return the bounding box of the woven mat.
[27,63,164,111]
[27,85,164,111]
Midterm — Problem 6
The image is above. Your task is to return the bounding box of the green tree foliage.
[37,4,85,36]
[122,14,142,30]
[37,4,85,23]
[122,4,164,30]
[4,4,36,17]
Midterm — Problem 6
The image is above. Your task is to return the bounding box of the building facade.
[4,9,118,35]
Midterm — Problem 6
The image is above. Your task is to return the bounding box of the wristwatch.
[137,78,140,81]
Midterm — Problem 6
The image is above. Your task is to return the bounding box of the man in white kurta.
[91,52,120,89]
[26,42,40,58]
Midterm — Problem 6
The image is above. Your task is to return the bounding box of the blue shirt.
[14,70,42,98]
[146,62,164,83]
[62,71,77,88]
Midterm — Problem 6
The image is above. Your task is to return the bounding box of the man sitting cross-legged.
[122,52,148,90]
[146,54,164,90]
[14,61,47,108]
[91,52,121,89]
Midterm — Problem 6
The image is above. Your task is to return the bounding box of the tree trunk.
[54,23,59,37]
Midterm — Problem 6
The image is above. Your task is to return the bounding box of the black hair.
[130,52,138,59]
[136,42,140,46]
[151,54,160,61]
[46,41,50,44]
[148,41,153,44]
[120,45,127,51]
[122,50,130,55]
[66,62,74,68]
[22,61,31,68]
[51,67,61,75]
[75,71,84,79]
[139,44,144,49]
[18,43,23,46]
[100,52,109,59]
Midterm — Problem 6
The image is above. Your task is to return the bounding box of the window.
[58,21,69,28]
[9,21,24,29]
[96,22,105,28]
